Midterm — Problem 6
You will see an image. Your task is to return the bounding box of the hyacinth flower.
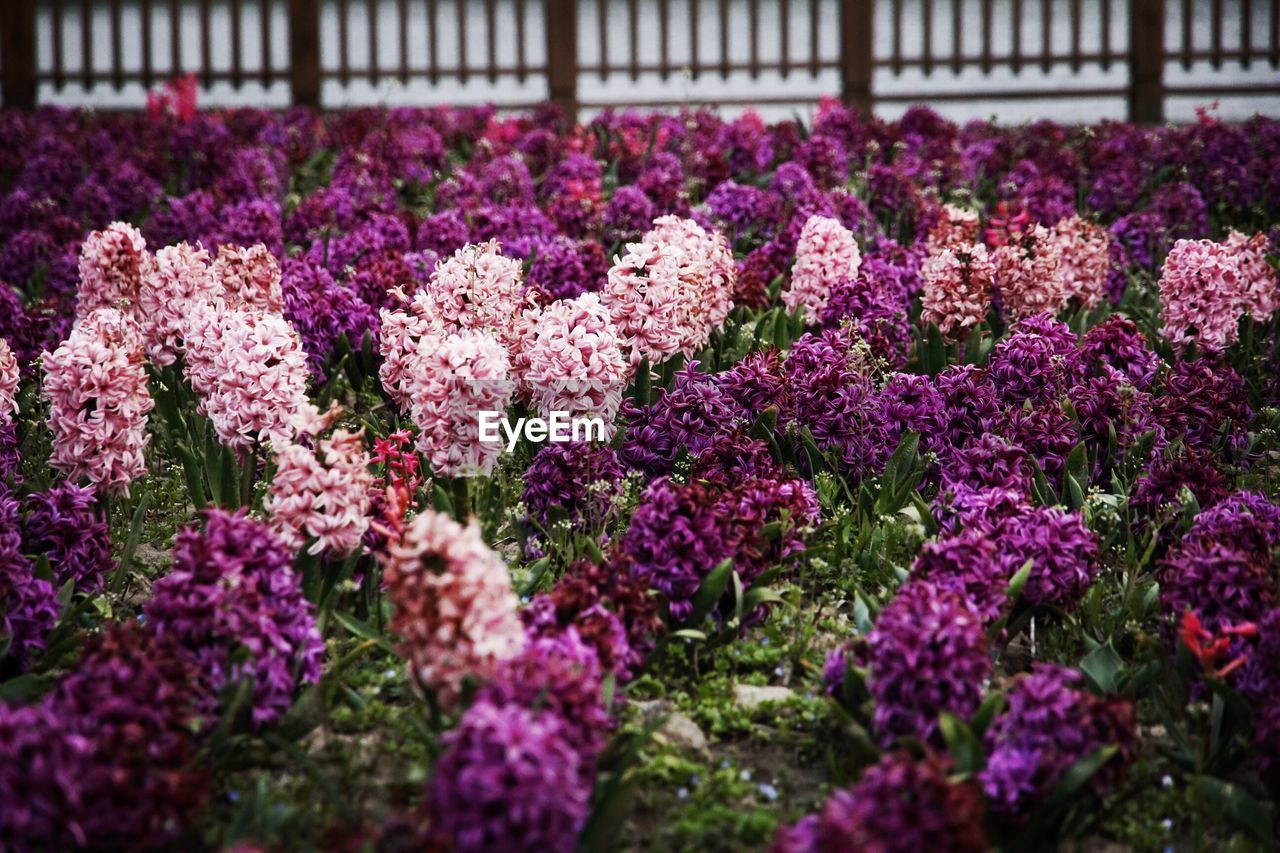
[602,214,736,367]
[42,308,155,497]
[920,242,994,341]
[74,221,149,318]
[138,241,222,367]
[782,214,862,324]
[0,337,18,422]
[379,509,525,712]
[145,509,324,728]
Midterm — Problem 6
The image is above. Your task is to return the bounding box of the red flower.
[1180,609,1257,679]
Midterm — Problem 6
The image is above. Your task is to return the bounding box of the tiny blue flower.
[758,783,779,801]
[676,787,689,799]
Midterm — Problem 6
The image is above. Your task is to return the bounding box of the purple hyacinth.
[1158,358,1252,453]
[521,441,625,548]
[620,363,740,477]
[23,482,114,592]
[602,185,656,246]
[982,664,1135,822]
[986,314,1083,407]
[1080,315,1160,389]
[428,699,592,853]
[938,434,1032,497]
[145,509,324,728]
[773,752,987,853]
[910,530,1011,624]
[0,489,58,670]
[867,582,990,747]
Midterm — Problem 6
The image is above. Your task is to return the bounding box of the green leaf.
[1079,643,1123,694]
[970,691,1005,737]
[431,482,454,515]
[938,711,984,775]
[682,558,733,629]
[333,612,394,654]
[1005,558,1034,606]
[1194,776,1273,844]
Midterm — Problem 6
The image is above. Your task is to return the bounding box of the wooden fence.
[1,0,1278,120]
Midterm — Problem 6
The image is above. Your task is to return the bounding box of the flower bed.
[0,99,1279,849]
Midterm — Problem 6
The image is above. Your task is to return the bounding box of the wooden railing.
[2,0,1278,120]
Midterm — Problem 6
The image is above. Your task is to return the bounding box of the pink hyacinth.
[0,338,17,422]
[75,222,149,318]
[267,426,373,556]
[378,291,448,409]
[138,242,221,366]
[1224,229,1279,323]
[993,223,1067,322]
[920,242,995,341]
[412,241,533,350]
[521,293,629,433]
[381,509,525,710]
[926,204,982,254]
[1158,238,1250,352]
[1052,216,1110,309]
[211,244,284,314]
[42,309,155,496]
[783,215,862,323]
[403,329,516,478]
[603,214,736,366]
[202,309,311,453]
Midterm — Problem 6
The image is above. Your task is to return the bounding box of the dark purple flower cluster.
[145,509,324,727]
[0,488,57,670]
[23,482,113,591]
[981,664,1136,822]
[521,441,625,553]
[773,752,987,853]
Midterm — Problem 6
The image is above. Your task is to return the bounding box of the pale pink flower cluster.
[1159,238,1256,352]
[201,309,311,452]
[520,293,629,432]
[211,244,285,314]
[378,292,446,408]
[920,243,995,340]
[1052,216,1110,309]
[42,309,154,496]
[75,222,149,318]
[381,509,525,710]
[267,426,373,556]
[603,214,736,365]
[0,338,18,422]
[1224,229,1280,323]
[138,242,220,366]
[403,330,516,478]
[926,204,981,254]
[412,240,533,348]
[992,224,1067,322]
[783,215,863,323]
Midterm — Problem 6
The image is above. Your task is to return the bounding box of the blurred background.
[3,0,1278,121]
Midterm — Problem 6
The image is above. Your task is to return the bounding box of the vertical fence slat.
[628,0,639,79]
[171,0,182,76]
[923,0,934,75]
[719,0,729,77]
[1272,0,1279,66]
[1129,0,1165,123]
[200,0,212,88]
[952,0,962,74]
[1039,0,1050,72]
[231,0,244,88]
[112,0,124,89]
[1011,0,1022,72]
[810,0,821,76]
[288,0,321,106]
[691,0,700,76]
[262,0,273,86]
[891,0,902,74]
[841,0,872,111]
[1180,0,1192,68]
[81,0,94,87]
[1101,0,1112,68]
[427,0,439,83]
[780,0,790,76]
[546,0,577,120]
[980,0,992,72]
[599,0,609,78]
[1210,0,1223,67]
[0,0,36,107]
[514,0,526,81]
[371,0,383,84]
[1241,0,1252,66]
[141,0,154,88]
[749,0,760,77]
[485,0,497,82]
[1069,0,1082,70]
[52,0,66,89]
[457,0,468,81]
[659,0,671,78]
